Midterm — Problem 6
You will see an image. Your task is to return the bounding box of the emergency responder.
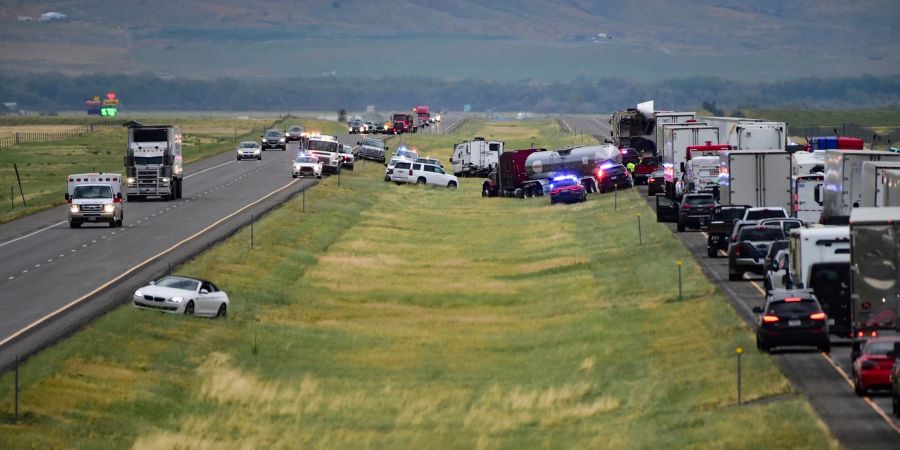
[626,161,636,172]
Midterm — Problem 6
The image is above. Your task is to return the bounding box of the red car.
[632,156,659,185]
[853,336,900,396]
[549,175,586,205]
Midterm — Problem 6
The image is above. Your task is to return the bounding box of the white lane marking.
[34,264,40,268]
[0,159,235,249]
[58,254,64,258]
[47,259,53,262]
[184,160,235,179]
[91,240,97,243]
[0,178,301,349]
[820,353,900,434]
[7,276,13,280]
[81,244,87,248]
[0,220,67,248]
[22,270,28,273]
[70,249,76,252]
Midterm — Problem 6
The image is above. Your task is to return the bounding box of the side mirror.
[116,193,122,200]
[64,193,70,200]
[680,162,685,173]
[200,289,209,294]
[814,185,823,204]
[149,281,156,285]
[357,141,361,145]
[383,163,388,166]
[752,306,763,314]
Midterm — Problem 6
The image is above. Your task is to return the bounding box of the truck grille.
[137,169,159,188]
[81,204,102,213]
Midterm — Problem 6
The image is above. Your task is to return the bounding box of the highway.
[0,115,461,371]
[561,115,900,448]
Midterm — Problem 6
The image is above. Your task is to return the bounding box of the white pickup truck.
[65,173,124,228]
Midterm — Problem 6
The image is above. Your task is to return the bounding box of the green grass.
[0,116,334,223]
[0,120,836,449]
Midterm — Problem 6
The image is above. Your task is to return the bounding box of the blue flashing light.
[600,162,615,169]
[552,174,579,182]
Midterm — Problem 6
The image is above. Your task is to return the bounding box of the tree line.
[1,72,898,113]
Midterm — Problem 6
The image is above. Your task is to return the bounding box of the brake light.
[408,170,413,176]
[596,168,604,178]
[681,204,692,210]
[810,312,826,320]
[784,297,802,303]
[763,315,779,323]
[734,246,741,257]
[113,196,121,203]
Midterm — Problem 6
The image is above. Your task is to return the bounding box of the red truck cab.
[414,106,430,127]
[392,113,417,134]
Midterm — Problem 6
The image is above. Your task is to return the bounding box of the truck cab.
[305,135,342,175]
[66,173,124,228]
[124,123,183,201]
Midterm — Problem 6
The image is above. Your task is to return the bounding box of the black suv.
[677,193,718,232]
[706,205,749,257]
[596,161,633,193]
[728,225,785,280]
[754,290,830,353]
[285,125,305,141]
[261,129,286,151]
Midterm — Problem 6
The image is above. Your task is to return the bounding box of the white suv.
[391,161,459,188]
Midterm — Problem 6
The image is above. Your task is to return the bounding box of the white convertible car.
[132,276,229,318]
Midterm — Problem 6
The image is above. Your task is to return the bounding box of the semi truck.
[450,137,503,177]
[481,144,621,198]
[788,226,852,337]
[609,101,656,154]
[653,111,696,156]
[124,123,183,201]
[65,173,124,228]
[718,150,792,212]
[822,150,900,224]
[849,207,900,359]
[392,113,417,134]
[661,122,719,198]
[681,143,729,197]
[858,161,900,207]
[414,106,430,127]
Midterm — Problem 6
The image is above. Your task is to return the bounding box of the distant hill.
[1,0,898,81]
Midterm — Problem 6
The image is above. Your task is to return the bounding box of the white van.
[66,173,124,228]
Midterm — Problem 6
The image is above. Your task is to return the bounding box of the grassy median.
[0,119,836,448]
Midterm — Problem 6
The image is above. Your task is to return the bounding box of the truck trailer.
[698,117,786,151]
[850,207,900,359]
[124,123,183,201]
[822,150,900,224]
[661,123,719,198]
[653,111,696,156]
[451,137,503,177]
[788,226,851,337]
[883,170,900,207]
[858,161,900,207]
[718,150,792,212]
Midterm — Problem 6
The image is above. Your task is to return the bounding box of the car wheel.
[707,245,717,258]
[729,271,740,281]
[448,181,457,189]
[677,219,685,232]
[416,178,426,186]
[292,174,297,178]
[893,394,900,418]
[216,303,227,318]
[116,218,123,227]
[317,174,322,179]
[184,301,195,316]
[819,343,831,354]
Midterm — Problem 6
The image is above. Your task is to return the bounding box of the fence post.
[15,132,20,145]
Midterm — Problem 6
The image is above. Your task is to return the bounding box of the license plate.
[788,320,801,327]
[828,318,835,325]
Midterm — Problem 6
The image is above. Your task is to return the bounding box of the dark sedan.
[647,169,665,196]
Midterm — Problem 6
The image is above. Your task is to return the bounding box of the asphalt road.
[562,113,900,447]
[0,114,462,371]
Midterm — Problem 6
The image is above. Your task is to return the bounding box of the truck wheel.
[514,188,523,198]
[523,188,532,199]
[728,271,740,281]
[116,216,123,227]
[482,185,490,197]
[176,180,183,199]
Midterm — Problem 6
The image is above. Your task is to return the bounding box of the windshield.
[740,228,784,242]
[73,185,112,199]
[651,170,665,177]
[768,300,819,315]
[716,208,746,221]
[639,157,657,165]
[288,126,303,132]
[865,341,899,356]
[307,140,338,152]
[553,179,577,188]
[155,276,200,291]
[134,156,164,165]
[239,142,258,148]
[296,156,318,163]
[363,139,383,147]
[684,195,715,205]
[132,128,168,142]
[342,146,352,153]
[746,209,787,220]
[351,120,363,126]
[265,131,283,138]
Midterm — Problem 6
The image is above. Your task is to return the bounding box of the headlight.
[279,138,286,142]
[135,289,143,297]
[127,177,136,184]
[293,164,301,170]
[70,204,80,213]
[254,148,260,153]
[103,204,115,213]
[160,177,170,183]
[169,296,183,303]
[349,127,353,132]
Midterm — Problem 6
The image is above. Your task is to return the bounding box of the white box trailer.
[698,117,786,151]
[859,161,900,207]
[450,137,503,177]
[849,207,900,355]
[792,151,825,176]
[823,150,900,224]
[653,111,696,153]
[788,226,852,335]
[718,150,792,210]
[661,124,719,195]
[883,169,900,207]
[793,173,825,224]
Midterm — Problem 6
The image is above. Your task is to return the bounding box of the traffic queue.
[611,104,900,418]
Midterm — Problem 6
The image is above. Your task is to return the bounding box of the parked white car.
[384,155,413,181]
[391,160,459,188]
[132,276,229,317]
[236,141,262,160]
[292,154,323,179]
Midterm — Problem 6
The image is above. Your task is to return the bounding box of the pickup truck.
[632,156,659,185]
[706,205,750,257]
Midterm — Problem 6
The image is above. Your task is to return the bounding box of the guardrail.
[0,122,118,150]
[444,117,469,134]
